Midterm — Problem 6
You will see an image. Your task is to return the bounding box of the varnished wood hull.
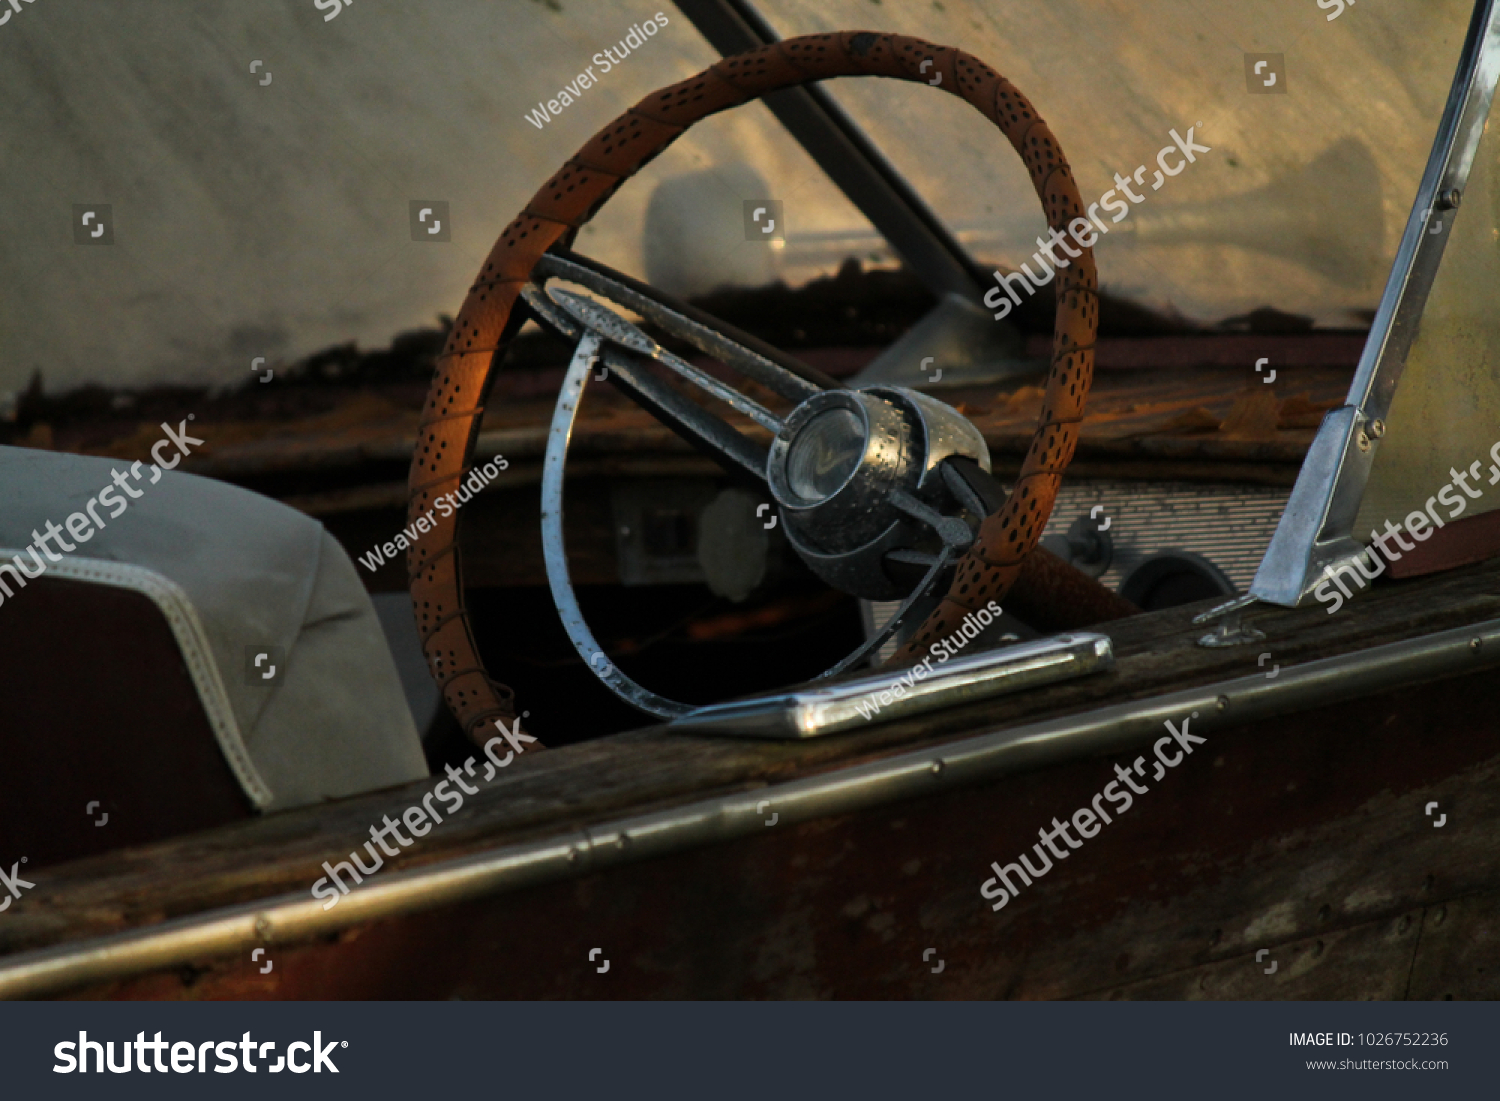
[57,664,1500,1000]
[7,558,1500,1001]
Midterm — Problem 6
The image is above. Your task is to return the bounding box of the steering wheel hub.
[769,385,988,599]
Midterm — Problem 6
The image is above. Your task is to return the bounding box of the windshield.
[1356,72,1500,536]
[753,0,1472,328]
[0,0,1474,400]
[0,0,874,397]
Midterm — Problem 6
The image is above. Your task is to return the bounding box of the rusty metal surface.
[14,340,1354,495]
[1052,334,1369,372]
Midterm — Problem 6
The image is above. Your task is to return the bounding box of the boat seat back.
[0,572,251,869]
[0,444,432,873]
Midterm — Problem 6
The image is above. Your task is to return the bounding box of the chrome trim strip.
[4,615,1498,999]
[671,632,1113,739]
[1249,0,1500,610]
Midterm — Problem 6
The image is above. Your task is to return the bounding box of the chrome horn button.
[768,385,991,599]
[769,389,910,550]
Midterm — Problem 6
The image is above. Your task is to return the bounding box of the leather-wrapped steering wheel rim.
[407,30,1098,746]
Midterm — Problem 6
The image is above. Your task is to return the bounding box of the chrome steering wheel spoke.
[598,349,771,484]
[814,544,956,679]
[519,281,770,484]
[535,251,830,402]
[547,288,784,433]
[541,331,695,720]
[520,262,792,484]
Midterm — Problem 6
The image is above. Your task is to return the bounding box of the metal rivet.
[1356,430,1371,452]
[1470,638,1483,653]
[930,761,945,777]
[1369,419,1385,438]
[616,833,630,850]
[1439,187,1462,209]
[1216,696,1229,712]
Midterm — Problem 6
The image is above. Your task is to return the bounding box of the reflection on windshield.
[1356,90,1500,535]
[755,0,1471,327]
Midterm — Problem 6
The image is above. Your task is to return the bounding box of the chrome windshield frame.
[1243,0,1500,612]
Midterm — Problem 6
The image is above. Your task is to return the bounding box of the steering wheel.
[407,31,1098,746]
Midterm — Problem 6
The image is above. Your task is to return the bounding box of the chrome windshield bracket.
[1247,0,1500,610]
[1192,595,1267,648]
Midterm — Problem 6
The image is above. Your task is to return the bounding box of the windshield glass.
[1356,78,1500,537]
[0,0,876,397]
[0,0,1477,394]
[752,0,1471,328]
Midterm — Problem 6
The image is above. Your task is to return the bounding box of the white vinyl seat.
[0,444,428,812]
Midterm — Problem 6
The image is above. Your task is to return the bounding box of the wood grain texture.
[6,557,1500,1001]
[34,663,1500,1000]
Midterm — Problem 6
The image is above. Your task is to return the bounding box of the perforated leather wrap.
[408,31,1097,742]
